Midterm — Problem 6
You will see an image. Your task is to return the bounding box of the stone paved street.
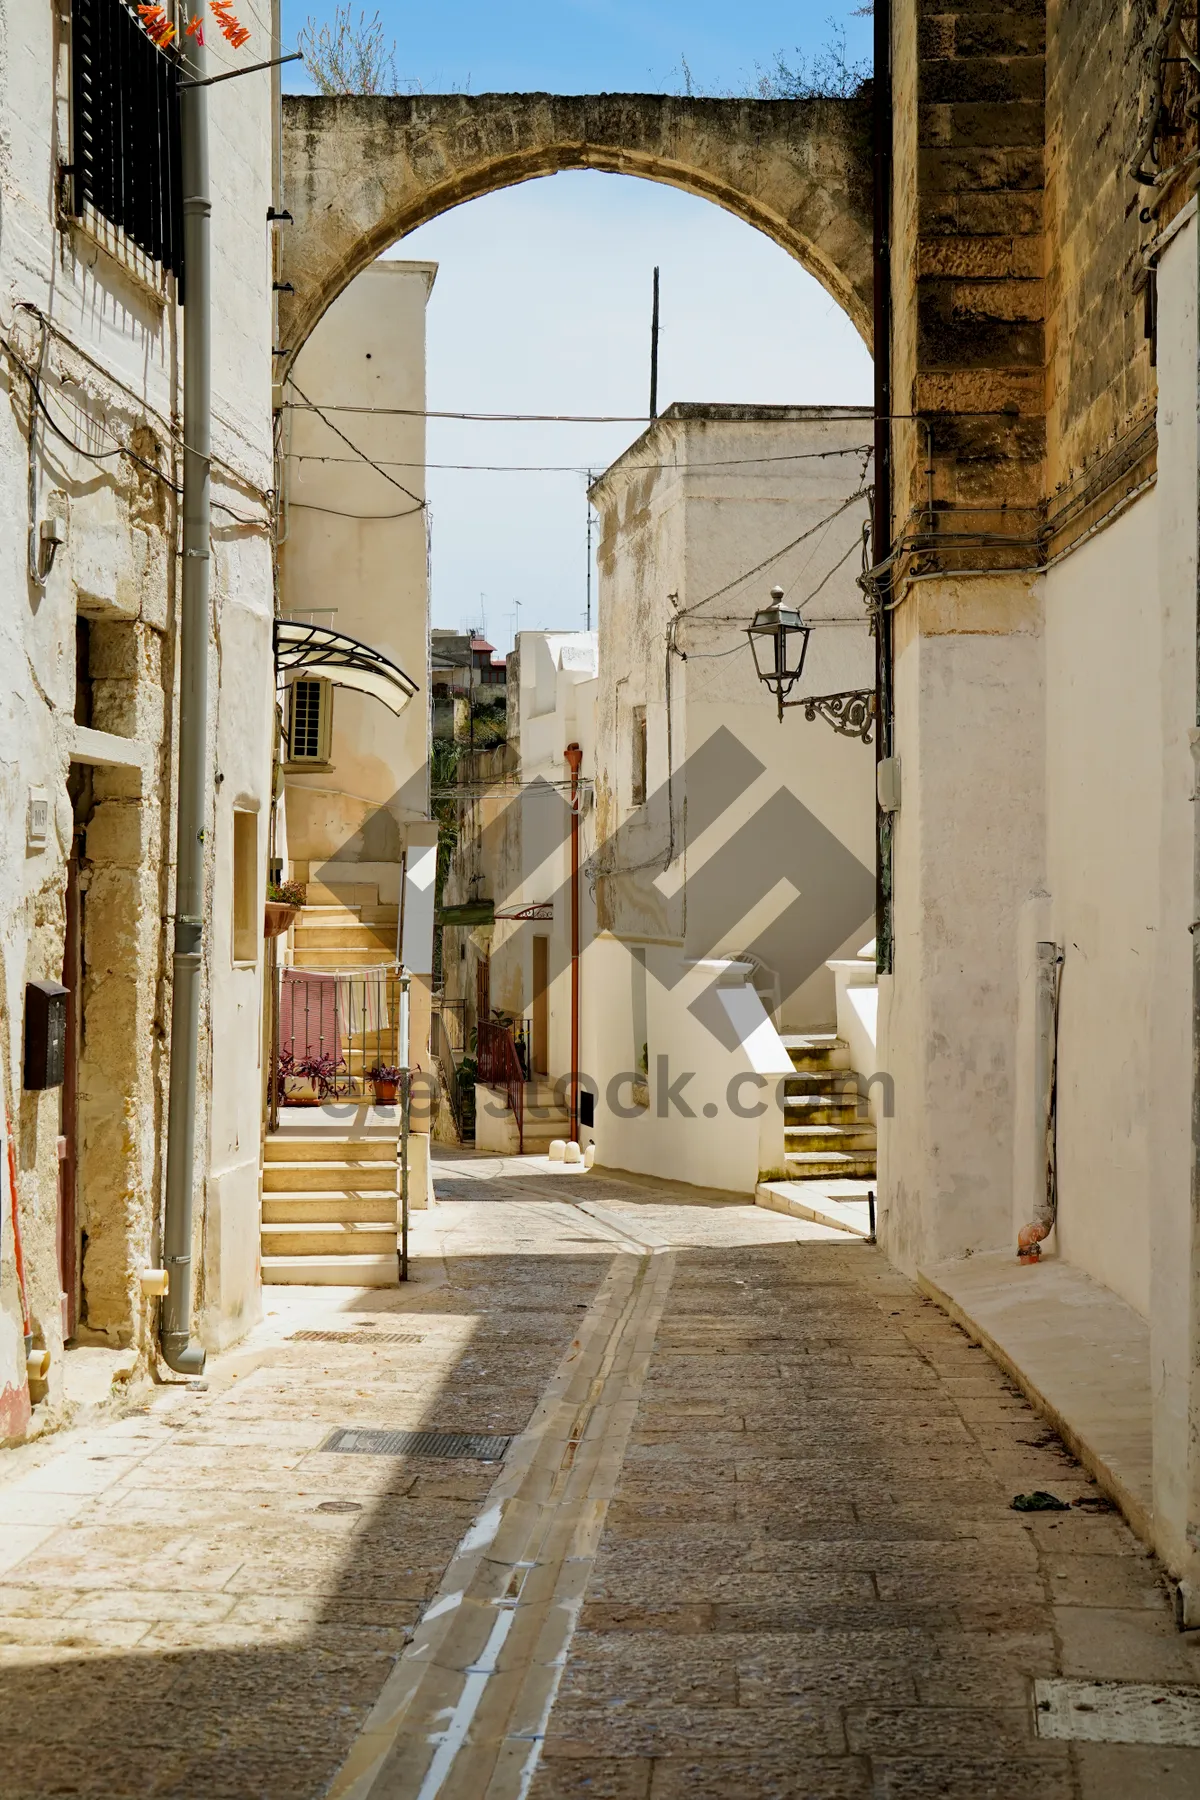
[1,1153,1198,1799]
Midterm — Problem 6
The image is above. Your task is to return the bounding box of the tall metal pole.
[565,744,582,1142]
[649,267,660,420]
[873,0,894,980]
[160,30,211,1375]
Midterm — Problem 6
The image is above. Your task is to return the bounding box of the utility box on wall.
[23,980,68,1090]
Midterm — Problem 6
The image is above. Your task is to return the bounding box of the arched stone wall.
[279,92,874,366]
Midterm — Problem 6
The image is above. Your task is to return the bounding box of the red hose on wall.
[6,1110,33,1358]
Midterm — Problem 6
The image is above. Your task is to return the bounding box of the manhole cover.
[321,1427,513,1461]
[1035,1680,1200,1747]
[315,1500,363,1514]
[290,1330,424,1345]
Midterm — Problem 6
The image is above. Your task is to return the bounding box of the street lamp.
[746,587,811,719]
[745,584,876,742]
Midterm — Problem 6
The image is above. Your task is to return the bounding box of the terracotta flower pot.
[263,902,300,938]
[372,1081,399,1104]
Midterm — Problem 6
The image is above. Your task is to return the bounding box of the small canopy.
[274,619,418,717]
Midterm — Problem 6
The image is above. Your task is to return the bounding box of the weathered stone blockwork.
[900,3,1048,550]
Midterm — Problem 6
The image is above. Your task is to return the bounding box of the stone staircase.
[781,1033,877,1180]
[473,1074,571,1154]
[289,880,398,971]
[261,1133,399,1285]
[522,1077,571,1150]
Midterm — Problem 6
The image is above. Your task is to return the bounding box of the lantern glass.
[746,589,810,700]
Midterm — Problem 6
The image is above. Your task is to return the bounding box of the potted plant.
[264,878,305,939]
[367,1063,403,1104]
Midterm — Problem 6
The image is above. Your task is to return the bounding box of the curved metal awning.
[274,620,419,717]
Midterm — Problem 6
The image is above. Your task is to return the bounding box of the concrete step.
[291,946,397,968]
[784,1070,862,1095]
[262,1220,397,1257]
[262,1252,398,1286]
[293,923,395,949]
[784,1124,877,1153]
[301,881,380,908]
[263,1160,396,1192]
[784,1095,865,1125]
[782,1033,850,1073]
[265,1137,395,1163]
[296,904,364,927]
[263,1192,397,1224]
[785,1149,877,1179]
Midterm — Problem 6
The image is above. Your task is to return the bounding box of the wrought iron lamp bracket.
[783,688,876,742]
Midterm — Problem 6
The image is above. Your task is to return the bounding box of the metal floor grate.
[289,1330,424,1346]
[321,1426,513,1461]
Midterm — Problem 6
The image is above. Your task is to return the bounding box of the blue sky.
[284,5,874,647]
[282,2,872,98]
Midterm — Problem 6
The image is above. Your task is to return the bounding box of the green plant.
[268,879,305,908]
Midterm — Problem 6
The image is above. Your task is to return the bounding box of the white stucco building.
[581,405,877,1193]
[1,2,277,1436]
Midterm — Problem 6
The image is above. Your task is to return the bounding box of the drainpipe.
[160,31,211,1375]
[873,0,894,977]
[1017,942,1063,1262]
[565,743,583,1142]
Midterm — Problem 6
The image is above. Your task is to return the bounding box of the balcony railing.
[274,968,403,1105]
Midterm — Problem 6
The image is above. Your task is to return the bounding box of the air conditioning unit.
[287,677,333,764]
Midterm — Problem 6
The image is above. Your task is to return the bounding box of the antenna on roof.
[649,267,660,420]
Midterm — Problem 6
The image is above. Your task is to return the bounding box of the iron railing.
[477,1020,524,1152]
[432,1004,473,1141]
[275,968,403,1104]
[69,0,184,283]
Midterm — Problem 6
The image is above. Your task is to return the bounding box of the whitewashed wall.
[0,4,276,1422]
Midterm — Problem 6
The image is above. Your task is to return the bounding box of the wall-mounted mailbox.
[24,980,68,1090]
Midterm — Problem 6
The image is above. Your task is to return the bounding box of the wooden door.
[60,840,82,1339]
[532,936,549,1075]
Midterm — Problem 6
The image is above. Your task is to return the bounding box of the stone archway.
[278,92,874,366]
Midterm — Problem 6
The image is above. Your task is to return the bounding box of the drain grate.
[290,1330,424,1346]
[1035,1680,1200,1747]
[321,1427,513,1461]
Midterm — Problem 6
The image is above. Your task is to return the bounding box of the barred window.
[288,680,333,764]
[69,0,184,284]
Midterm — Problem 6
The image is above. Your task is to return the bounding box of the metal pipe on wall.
[873,0,894,977]
[565,743,583,1142]
[160,30,211,1375]
[1017,942,1063,1263]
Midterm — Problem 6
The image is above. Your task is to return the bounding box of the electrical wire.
[287,499,424,520]
[14,302,272,506]
[672,486,870,622]
[289,444,876,474]
[286,378,426,508]
[2,329,269,527]
[284,400,880,425]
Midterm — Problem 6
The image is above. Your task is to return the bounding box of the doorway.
[532,935,549,1075]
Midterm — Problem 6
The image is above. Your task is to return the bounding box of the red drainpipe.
[565,743,583,1142]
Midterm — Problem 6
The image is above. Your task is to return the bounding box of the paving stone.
[1075,1741,1200,1799]
[527,1754,653,1799]
[648,1753,873,1799]
[871,1753,1077,1799]
[3,1173,1197,1798]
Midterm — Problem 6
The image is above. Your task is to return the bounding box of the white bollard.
[563,1140,582,1164]
[548,1139,567,1162]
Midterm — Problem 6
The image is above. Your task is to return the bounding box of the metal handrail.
[477,1019,524,1152]
[432,1005,469,1139]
